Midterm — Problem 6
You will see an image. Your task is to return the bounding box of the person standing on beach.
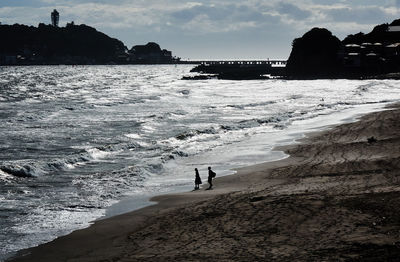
[194,168,202,190]
[207,166,216,190]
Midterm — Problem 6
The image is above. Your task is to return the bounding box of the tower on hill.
[51,9,59,27]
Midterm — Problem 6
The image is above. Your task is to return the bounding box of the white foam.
[86,148,114,160]
[142,125,156,132]
[124,133,141,139]
[0,169,12,181]
[64,163,76,169]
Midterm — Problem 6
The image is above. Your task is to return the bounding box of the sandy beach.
[8,103,400,262]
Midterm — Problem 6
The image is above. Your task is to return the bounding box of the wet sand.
[8,103,400,262]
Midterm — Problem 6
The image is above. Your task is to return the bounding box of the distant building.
[344,53,361,67]
[51,9,59,27]
[344,44,361,53]
[385,43,400,57]
[342,40,400,72]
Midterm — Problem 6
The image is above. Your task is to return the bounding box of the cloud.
[172,4,229,22]
[0,6,50,25]
[310,0,393,6]
[1,0,400,59]
[275,2,311,20]
[2,1,396,33]
[0,0,51,8]
[326,6,394,24]
[168,3,279,34]
[171,3,266,23]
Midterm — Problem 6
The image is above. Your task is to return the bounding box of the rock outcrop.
[286,28,342,78]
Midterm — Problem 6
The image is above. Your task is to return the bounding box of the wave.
[0,153,91,178]
[124,133,142,139]
[95,141,141,153]
[220,113,293,131]
[0,169,12,180]
[0,163,46,178]
[223,100,390,132]
[226,100,276,109]
[159,99,398,162]
[175,127,218,140]
[0,141,142,178]
[86,148,116,160]
[179,89,190,95]
[288,94,303,100]
[354,82,376,96]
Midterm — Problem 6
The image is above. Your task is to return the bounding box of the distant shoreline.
[2,63,399,81]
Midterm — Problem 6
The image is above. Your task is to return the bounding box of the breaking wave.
[0,140,142,178]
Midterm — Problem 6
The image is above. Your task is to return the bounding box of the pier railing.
[192,60,287,66]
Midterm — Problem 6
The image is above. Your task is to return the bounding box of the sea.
[1,65,400,260]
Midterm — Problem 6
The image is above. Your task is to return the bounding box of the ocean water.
[1,65,399,260]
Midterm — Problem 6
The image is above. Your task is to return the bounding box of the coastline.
[102,102,390,220]
[7,102,400,261]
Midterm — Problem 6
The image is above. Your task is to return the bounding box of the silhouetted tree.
[343,21,400,45]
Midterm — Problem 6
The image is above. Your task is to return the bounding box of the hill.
[0,23,127,65]
[286,19,400,79]
[286,28,342,78]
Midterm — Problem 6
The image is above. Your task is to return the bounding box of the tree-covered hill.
[0,23,127,64]
[343,19,400,45]
[286,18,400,79]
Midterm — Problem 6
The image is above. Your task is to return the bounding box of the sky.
[0,0,400,59]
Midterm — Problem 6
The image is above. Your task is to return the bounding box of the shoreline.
[6,149,297,262]
[102,102,389,220]
[6,102,400,261]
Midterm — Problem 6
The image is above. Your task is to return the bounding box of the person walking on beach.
[207,166,216,190]
[194,168,202,190]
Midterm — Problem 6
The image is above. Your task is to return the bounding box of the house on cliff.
[386,43,400,57]
[341,19,400,74]
[343,41,400,72]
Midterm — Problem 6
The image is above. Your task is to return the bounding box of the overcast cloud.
[0,0,399,59]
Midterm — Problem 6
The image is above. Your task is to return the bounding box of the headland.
[187,18,400,80]
[0,23,181,65]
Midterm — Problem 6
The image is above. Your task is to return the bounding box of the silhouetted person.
[206,166,216,190]
[194,168,202,190]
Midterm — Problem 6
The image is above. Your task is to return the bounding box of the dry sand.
[8,103,400,262]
